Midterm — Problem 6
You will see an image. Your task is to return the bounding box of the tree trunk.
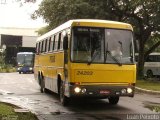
[137,40,145,79]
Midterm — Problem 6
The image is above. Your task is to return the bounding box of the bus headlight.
[121,89,127,94]
[81,88,86,93]
[29,67,33,70]
[127,88,133,93]
[74,87,81,93]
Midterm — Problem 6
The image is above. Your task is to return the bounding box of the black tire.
[146,70,153,78]
[108,96,119,105]
[19,72,21,74]
[39,75,45,93]
[60,81,69,106]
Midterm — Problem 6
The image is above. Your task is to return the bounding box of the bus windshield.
[71,27,134,64]
[17,53,34,66]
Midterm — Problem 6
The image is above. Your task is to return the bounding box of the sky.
[0,0,46,28]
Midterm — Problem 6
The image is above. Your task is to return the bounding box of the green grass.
[0,102,38,120]
[0,103,15,115]
[145,104,160,113]
[136,80,160,91]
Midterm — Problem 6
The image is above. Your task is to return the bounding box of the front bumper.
[67,84,135,98]
[17,67,33,73]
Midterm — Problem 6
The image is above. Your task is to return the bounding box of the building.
[0,27,38,65]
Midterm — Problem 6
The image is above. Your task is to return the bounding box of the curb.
[135,87,160,95]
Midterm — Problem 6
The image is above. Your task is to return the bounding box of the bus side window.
[52,35,55,51]
[54,34,58,51]
[41,41,44,53]
[148,55,154,62]
[48,37,51,52]
[157,56,160,62]
[38,42,41,54]
[153,55,156,62]
[146,56,151,62]
[45,39,48,52]
[39,42,41,53]
[36,43,39,54]
[42,40,46,53]
[60,32,64,50]
[58,33,62,50]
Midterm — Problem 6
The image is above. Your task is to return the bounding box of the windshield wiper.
[87,50,99,65]
[106,51,122,66]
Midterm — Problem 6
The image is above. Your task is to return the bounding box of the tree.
[0,0,36,4]
[33,0,160,78]
[32,0,111,30]
[36,25,51,35]
[107,0,160,78]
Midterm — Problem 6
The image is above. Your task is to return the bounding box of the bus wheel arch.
[38,71,45,93]
[38,72,41,85]
[146,70,153,78]
[58,74,69,106]
[57,74,61,95]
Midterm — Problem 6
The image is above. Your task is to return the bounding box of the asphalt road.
[0,73,160,120]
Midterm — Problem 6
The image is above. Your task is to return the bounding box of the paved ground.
[0,73,160,120]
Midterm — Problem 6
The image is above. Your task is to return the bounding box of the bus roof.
[17,52,34,55]
[37,19,133,42]
[149,52,160,55]
[135,52,160,56]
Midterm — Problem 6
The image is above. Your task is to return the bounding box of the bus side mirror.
[63,36,68,50]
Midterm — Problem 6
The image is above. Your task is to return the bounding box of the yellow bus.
[34,19,136,106]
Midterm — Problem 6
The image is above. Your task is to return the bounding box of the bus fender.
[57,74,61,94]
[57,74,70,97]
[38,71,44,85]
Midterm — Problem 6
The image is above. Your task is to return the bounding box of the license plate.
[100,90,110,94]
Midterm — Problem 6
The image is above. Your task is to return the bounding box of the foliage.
[0,54,5,66]
[33,0,160,78]
[16,0,36,3]
[0,49,16,73]
[0,47,6,68]
[145,34,160,52]
[32,0,110,30]
[0,64,16,73]
[36,25,51,35]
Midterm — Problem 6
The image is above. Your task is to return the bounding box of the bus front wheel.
[108,96,119,105]
[60,81,69,106]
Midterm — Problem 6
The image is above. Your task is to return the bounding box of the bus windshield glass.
[71,27,134,64]
[17,53,34,66]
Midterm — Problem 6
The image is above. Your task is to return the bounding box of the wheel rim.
[147,70,153,78]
